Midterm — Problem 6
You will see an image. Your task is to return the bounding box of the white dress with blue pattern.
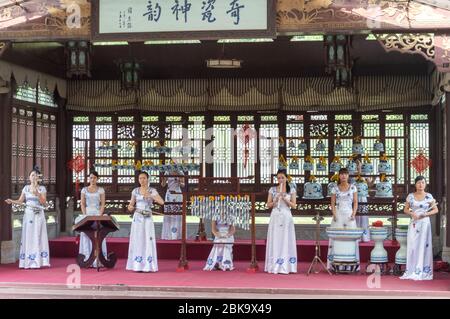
[75,186,107,267]
[400,193,434,280]
[203,220,234,271]
[126,187,159,272]
[327,184,360,270]
[19,185,50,269]
[265,186,297,274]
[161,172,183,240]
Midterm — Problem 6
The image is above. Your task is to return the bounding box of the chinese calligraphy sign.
[92,0,275,40]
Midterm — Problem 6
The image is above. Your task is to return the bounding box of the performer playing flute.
[265,169,298,274]
[5,167,50,269]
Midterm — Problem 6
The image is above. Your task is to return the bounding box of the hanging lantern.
[65,41,91,78]
[119,59,142,91]
[324,34,353,88]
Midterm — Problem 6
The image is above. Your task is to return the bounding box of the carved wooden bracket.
[0,41,10,58]
[376,33,450,73]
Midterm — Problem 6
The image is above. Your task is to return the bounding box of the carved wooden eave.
[0,0,90,41]
[277,1,450,34]
[375,33,450,73]
[1,1,450,41]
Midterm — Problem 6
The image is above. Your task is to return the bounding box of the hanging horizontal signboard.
[92,0,275,41]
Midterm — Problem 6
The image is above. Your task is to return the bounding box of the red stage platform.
[49,237,400,262]
[0,259,449,298]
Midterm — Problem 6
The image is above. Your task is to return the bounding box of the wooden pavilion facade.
[0,0,450,263]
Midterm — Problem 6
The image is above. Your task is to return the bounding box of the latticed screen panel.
[14,84,36,104]
[237,116,256,184]
[213,120,233,179]
[117,116,136,184]
[12,107,57,193]
[72,117,90,183]
[142,115,162,184]
[362,117,381,173]
[11,108,34,190]
[309,115,329,184]
[333,115,354,163]
[187,116,205,181]
[35,113,57,185]
[165,117,183,163]
[286,114,305,185]
[385,120,405,184]
[260,122,279,184]
[410,121,430,182]
[95,118,113,184]
[37,86,57,108]
[69,111,430,195]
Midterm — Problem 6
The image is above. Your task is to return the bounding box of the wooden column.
[430,104,443,237]
[56,95,68,233]
[446,93,450,247]
[0,85,13,241]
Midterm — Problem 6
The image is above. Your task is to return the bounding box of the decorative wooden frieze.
[376,33,450,73]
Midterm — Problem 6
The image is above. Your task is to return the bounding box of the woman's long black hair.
[276,169,291,193]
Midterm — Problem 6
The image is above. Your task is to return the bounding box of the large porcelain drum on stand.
[393,227,408,275]
[369,227,388,263]
[326,228,363,262]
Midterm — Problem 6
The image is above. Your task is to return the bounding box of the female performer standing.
[77,171,107,267]
[265,169,298,274]
[400,176,438,280]
[5,167,50,269]
[327,168,359,271]
[126,171,165,272]
[161,168,184,240]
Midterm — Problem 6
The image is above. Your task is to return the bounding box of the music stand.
[307,211,332,276]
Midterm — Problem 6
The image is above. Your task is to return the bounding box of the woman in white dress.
[203,217,235,271]
[5,167,50,269]
[327,168,359,271]
[76,171,107,267]
[400,176,438,281]
[265,169,298,274]
[126,171,165,272]
[161,168,184,240]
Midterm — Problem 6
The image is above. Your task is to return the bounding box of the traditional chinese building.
[0,0,450,297]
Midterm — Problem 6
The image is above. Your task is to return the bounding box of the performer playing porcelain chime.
[76,171,107,268]
[126,171,165,272]
[203,213,236,271]
[327,168,360,271]
[265,169,298,274]
[401,176,438,281]
[161,167,184,240]
[5,167,50,269]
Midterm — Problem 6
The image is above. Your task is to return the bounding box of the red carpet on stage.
[49,237,400,262]
[0,259,449,297]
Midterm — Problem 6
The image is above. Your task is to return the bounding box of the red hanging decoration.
[67,155,86,195]
[237,124,256,169]
[409,150,431,175]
